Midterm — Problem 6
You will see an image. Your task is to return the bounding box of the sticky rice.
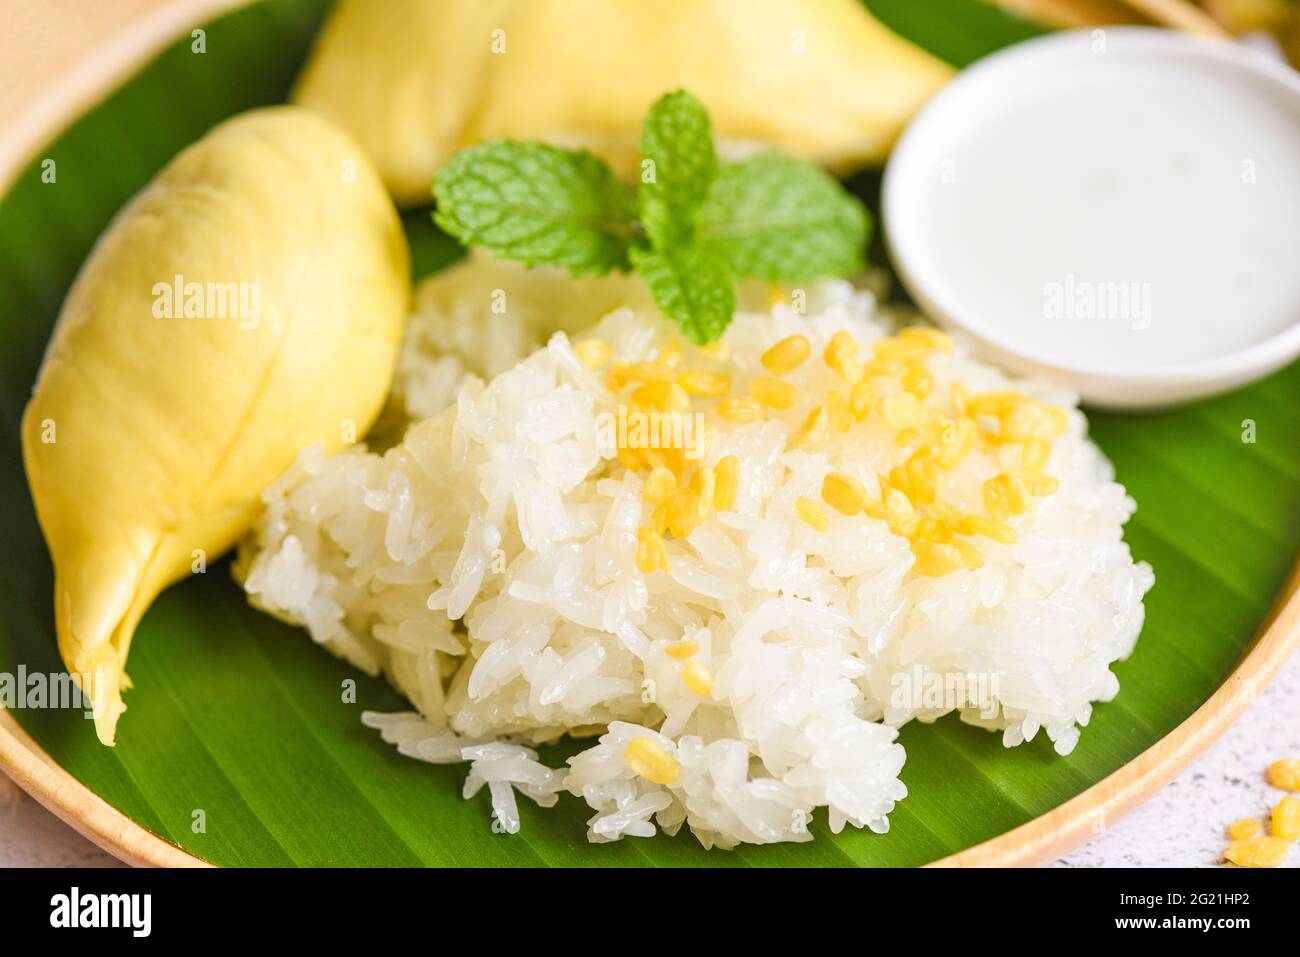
[237,254,1152,848]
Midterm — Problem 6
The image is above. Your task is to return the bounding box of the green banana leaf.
[1,0,1296,867]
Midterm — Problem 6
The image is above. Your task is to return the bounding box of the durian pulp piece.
[21,107,411,744]
[292,0,953,205]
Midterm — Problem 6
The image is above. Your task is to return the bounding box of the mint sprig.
[433,143,637,276]
[638,90,718,249]
[699,154,869,283]
[630,244,735,347]
[432,90,871,343]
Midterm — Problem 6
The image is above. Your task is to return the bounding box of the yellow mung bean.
[665,639,698,659]
[761,335,811,375]
[718,396,766,422]
[625,737,680,785]
[822,472,868,516]
[677,370,731,397]
[682,662,713,696]
[713,455,740,511]
[643,466,676,505]
[796,496,829,531]
[750,375,797,410]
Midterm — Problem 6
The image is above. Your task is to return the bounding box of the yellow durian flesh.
[21,106,410,745]
[292,0,953,206]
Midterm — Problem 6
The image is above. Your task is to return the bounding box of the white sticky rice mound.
[238,257,1152,848]
[381,252,645,429]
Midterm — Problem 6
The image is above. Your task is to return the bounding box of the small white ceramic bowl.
[883,28,1300,409]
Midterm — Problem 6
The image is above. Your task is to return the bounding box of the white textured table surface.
[2,647,1296,868]
[1056,645,1300,868]
[0,774,122,868]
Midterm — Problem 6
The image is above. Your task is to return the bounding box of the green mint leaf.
[631,243,735,346]
[638,90,718,248]
[433,142,636,276]
[698,153,871,283]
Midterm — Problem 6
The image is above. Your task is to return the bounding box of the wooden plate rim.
[0,0,1295,869]
[4,557,1296,868]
